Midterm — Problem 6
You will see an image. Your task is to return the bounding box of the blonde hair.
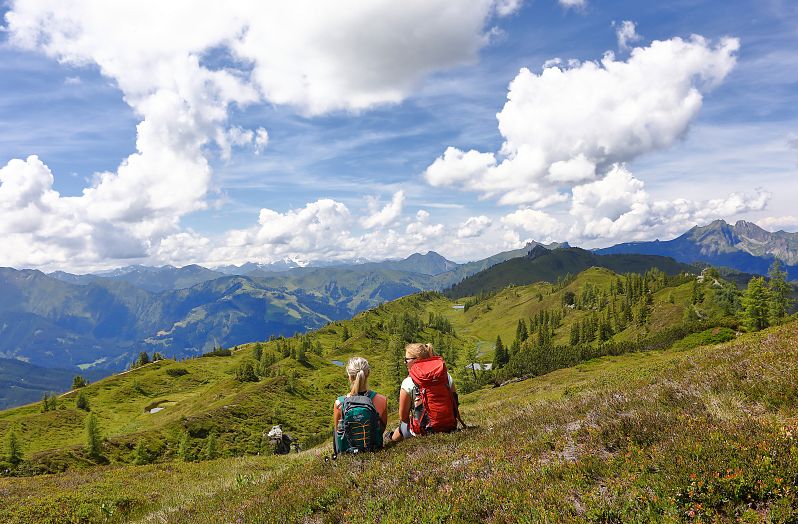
[404,342,434,360]
[346,356,370,396]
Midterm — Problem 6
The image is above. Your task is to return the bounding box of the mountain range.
[1,219,796,409]
[595,219,798,279]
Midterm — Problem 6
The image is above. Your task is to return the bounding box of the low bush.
[166,367,189,377]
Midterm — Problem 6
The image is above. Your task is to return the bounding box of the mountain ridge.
[596,219,798,278]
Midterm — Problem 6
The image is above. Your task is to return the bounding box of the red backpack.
[408,356,458,435]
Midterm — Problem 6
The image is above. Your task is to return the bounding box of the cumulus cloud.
[2,1,505,270]
[423,34,740,206]
[361,191,405,229]
[756,216,798,231]
[457,215,492,238]
[615,20,641,52]
[569,164,771,243]
[501,208,563,240]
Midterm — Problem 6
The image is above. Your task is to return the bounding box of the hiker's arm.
[398,388,411,424]
[332,401,341,430]
[379,396,388,430]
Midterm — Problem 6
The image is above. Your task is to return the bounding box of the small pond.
[331,360,345,367]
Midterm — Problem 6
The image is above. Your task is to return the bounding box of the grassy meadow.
[2,266,795,522]
[0,319,796,522]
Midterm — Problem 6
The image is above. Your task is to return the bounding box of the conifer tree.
[72,375,88,389]
[76,391,90,411]
[742,276,770,331]
[297,339,308,363]
[133,439,151,465]
[5,428,22,465]
[768,260,792,323]
[253,342,263,362]
[341,325,350,342]
[41,393,50,412]
[492,336,507,369]
[516,319,529,343]
[85,413,102,459]
[691,279,704,304]
[178,430,193,462]
[569,322,580,346]
[205,431,218,460]
[235,360,259,382]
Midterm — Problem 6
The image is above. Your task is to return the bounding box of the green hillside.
[1,318,796,522]
[3,263,796,522]
[445,246,692,299]
[0,265,747,474]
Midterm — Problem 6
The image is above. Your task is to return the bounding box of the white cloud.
[497,188,542,205]
[254,128,270,153]
[361,191,405,229]
[559,0,586,10]
[457,215,492,238]
[501,208,563,240]
[615,20,641,52]
[569,164,772,244]
[424,146,497,189]
[756,216,798,231]
[2,1,505,270]
[548,154,596,183]
[542,58,562,69]
[495,0,523,17]
[424,34,740,206]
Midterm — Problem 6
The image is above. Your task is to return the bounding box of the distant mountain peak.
[527,244,551,260]
[596,218,798,277]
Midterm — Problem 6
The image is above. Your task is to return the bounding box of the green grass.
[2,319,797,522]
[0,266,738,475]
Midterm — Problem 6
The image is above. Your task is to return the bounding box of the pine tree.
[516,319,529,343]
[133,439,151,465]
[76,391,90,411]
[742,276,770,331]
[341,325,350,342]
[253,343,263,362]
[768,260,793,323]
[85,413,102,459]
[691,279,704,305]
[178,430,193,462]
[569,322,580,346]
[205,431,219,460]
[492,335,507,369]
[72,375,88,389]
[5,428,22,465]
[41,393,50,412]
[235,360,259,382]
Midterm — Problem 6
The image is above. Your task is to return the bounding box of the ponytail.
[346,357,370,396]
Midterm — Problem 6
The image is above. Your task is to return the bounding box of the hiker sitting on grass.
[385,342,462,444]
[333,357,388,454]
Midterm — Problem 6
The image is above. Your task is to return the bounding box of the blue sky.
[0,0,796,271]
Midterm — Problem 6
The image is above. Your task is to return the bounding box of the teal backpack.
[334,391,383,454]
